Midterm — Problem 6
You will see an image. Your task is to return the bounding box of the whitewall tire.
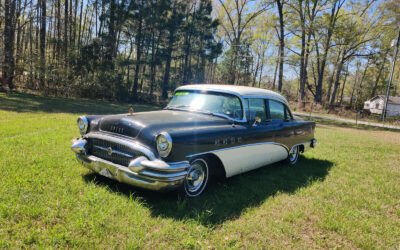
[181,158,210,197]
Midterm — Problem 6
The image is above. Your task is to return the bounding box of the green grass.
[1,93,399,249]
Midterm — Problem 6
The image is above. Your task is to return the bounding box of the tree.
[313,0,346,103]
[216,0,266,85]
[1,0,16,91]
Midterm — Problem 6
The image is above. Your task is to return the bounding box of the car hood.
[97,109,229,138]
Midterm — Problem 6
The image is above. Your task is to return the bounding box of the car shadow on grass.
[0,92,158,114]
[83,156,333,226]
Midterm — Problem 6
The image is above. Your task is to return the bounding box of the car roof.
[176,84,289,105]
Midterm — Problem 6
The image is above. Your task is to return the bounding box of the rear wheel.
[287,145,300,165]
[181,158,210,197]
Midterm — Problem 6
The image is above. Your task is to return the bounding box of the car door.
[215,98,283,177]
[267,99,294,160]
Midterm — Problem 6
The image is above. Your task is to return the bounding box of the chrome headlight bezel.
[77,116,89,135]
[156,132,172,158]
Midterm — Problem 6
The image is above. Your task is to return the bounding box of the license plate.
[99,168,113,179]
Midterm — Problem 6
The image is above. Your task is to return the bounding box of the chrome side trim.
[187,142,290,158]
[84,132,156,160]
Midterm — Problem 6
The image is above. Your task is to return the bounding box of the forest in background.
[1,0,399,110]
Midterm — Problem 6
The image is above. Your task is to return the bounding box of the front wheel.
[287,145,300,165]
[181,158,210,197]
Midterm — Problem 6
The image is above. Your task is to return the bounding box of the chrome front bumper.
[71,138,190,191]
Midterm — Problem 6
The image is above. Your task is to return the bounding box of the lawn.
[1,93,399,249]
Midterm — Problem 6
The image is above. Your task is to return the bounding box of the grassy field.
[1,93,399,249]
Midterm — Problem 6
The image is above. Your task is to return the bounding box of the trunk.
[15,0,22,79]
[330,52,345,106]
[182,30,192,85]
[272,47,279,90]
[106,0,116,62]
[276,0,284,92]
[258,53,264,88]
[2,0,16,90]
[353,59,370,109]
[132,15,143,101]
[56,0,61,59]
[339,65,348,105]
[349,63,361,107]
[162,29,175,100]
[326,50,342,102]
[298,0,306,106]
[64,0,68,60]
[77,0,83,49]
[40,0,46,90]
[314,0,342,103]
[371,55,387,98]
[73,0,78,46]
[253,56,260,87]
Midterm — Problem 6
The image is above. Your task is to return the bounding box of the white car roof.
[176,84,289,105]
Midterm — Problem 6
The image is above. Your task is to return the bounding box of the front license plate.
[99,168,113,179]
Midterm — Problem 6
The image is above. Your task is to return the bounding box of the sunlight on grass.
[0,93,399,248]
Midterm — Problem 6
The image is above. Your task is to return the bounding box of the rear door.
[267,99,294,156]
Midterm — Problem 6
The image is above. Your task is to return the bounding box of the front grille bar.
[84,132,156,160]
[93,145,134,158]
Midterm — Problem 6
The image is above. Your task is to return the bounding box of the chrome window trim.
[242,95,289,106]
[84,132,156,160]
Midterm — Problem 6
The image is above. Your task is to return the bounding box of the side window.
[268,100,285,120]
[246,98,267,121]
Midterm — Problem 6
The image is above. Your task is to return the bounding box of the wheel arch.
[188,153,227,178]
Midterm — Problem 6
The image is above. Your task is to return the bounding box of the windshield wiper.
[164,104,191,110]
[199,110,235,122]
[165,106,235,122]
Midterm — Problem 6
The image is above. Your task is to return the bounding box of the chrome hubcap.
[186,162,205,193]
[289,146,299,162]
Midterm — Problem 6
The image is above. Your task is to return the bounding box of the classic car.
[71,84,316,197]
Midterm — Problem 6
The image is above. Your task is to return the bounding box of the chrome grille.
[88,138,145,166]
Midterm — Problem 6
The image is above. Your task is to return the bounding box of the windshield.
[167,90,243,120]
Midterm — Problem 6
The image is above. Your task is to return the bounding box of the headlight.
[156,132,172,158]
[77,116,89,135]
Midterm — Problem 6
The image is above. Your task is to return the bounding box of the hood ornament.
[129,105,134,116]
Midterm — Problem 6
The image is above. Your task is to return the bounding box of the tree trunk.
[330,51,345,106]
[298,0,306,107]
[132,15,143,101]
[40,0,46,90]
[314,0,342,103]
[272,47,279,90]
[371,54,387,98]
[276,0,284,92]
[2,0,16,91]
[327,50,342,102]
[162,29,175,100]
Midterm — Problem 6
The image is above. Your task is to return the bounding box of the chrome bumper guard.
[71,137,190,191]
